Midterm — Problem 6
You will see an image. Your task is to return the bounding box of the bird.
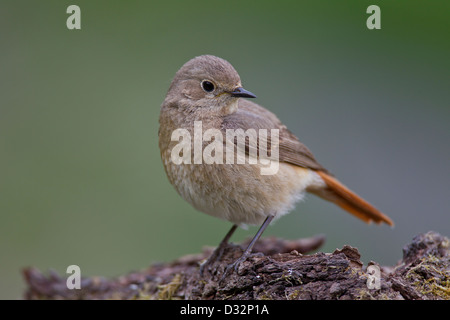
[158,55,394,277]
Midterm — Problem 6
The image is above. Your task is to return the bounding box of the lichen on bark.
[23,231,449,300]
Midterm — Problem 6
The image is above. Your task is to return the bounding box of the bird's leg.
[220,214,275,281]
[200,224,238,276]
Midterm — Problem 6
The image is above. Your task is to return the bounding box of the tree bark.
[23,231,449,300]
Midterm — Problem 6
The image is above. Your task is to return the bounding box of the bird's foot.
[219,251,256,283]
[200,243,228,277]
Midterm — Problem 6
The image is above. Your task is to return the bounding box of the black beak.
[230,87,257,98]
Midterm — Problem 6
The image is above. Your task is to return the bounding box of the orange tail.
[313,171,394,226]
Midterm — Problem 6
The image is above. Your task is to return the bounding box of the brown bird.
[158,55,393,276]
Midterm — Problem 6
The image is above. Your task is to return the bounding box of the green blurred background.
[1,1,449,299]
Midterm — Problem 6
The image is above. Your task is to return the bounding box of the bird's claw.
[219,255,248,283]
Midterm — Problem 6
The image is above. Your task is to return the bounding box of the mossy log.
[23,231,449,300]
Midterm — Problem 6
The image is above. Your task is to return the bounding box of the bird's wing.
[220,99,394,226]
[220,99,327,172]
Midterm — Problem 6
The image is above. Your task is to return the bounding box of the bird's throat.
[221,99,238,116]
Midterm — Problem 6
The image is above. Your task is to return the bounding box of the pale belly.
[161,149,324,226]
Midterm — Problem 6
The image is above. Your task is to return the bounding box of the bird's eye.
[201,80,215,93]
